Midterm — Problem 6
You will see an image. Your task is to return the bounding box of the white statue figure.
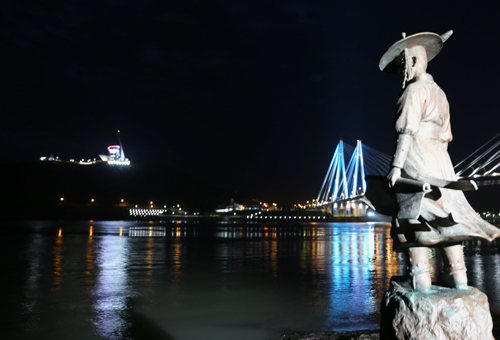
[379,31,500,292]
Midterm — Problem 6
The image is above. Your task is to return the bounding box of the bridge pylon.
[346,140,367,198]
[316,140,348,205]
[317,139,382,207]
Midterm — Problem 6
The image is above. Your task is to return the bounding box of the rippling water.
[1,220,500,340]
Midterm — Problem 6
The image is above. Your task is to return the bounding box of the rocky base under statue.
[380,278,494,340]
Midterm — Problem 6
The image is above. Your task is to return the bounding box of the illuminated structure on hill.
[99,130,131,166]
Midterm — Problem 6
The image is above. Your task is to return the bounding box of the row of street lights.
[58,197,182,209]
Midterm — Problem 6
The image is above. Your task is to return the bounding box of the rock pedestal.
[380,280,494,340]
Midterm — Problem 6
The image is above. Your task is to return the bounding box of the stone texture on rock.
[380,280,494,340]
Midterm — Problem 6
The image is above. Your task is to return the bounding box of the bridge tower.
[317,139,390,206]
[316,140,349,204]
[345,140,367,198]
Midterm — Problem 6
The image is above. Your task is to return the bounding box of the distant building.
[99,130,131,166]
[39,130,130,166]
[40,154,59,162]
[215,198,246,213]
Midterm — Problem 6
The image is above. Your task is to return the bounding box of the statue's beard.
[402,48,416,89]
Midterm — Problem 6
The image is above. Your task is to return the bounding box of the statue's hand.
[387,167,401,188]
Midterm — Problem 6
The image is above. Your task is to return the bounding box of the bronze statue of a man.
[379,31,500,292]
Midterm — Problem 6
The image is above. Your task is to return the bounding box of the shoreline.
[278,312,500,339]
[278,329,379,339]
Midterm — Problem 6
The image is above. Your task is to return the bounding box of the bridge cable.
[456,136,500,177]
[455,132,500,176]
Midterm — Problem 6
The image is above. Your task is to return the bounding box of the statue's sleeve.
[440,94,453,143]
[395,86,424,135]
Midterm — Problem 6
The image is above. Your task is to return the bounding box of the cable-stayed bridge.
[455,132,500,184]
[315,140,390,218]
[316,140,391,204]
[317,136,500,218]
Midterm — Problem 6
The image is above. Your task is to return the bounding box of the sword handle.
[396,177,432,193]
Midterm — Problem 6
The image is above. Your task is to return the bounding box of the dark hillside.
[0,161,240,220]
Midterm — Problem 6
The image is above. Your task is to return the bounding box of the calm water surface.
[1,220,500,340]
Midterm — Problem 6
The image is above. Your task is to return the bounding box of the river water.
[2,220,500,340]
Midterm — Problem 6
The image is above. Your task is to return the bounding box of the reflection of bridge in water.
[316,136,500,219]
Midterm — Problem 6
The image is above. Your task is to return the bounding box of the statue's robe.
[391,73,500,250]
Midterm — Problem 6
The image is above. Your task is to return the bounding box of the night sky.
[2,1,500,203]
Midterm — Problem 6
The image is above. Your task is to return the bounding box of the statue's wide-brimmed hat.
[379,30,453,73]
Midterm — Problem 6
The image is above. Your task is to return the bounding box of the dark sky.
[2,0,500,203]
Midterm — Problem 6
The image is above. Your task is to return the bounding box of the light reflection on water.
[90,235,131,339]
[2,220,500,339]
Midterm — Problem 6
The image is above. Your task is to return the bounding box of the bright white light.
[108,159,130,165]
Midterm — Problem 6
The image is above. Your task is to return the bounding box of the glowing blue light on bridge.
[317,140,390,205]
[317,140,349,204]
